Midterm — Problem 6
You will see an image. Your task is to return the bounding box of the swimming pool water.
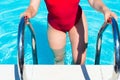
[0,0,120,64]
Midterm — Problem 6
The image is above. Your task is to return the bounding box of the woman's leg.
[68,11,88,64]
[47,24,66,64]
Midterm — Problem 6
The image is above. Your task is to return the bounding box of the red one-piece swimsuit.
[45,0,82,32]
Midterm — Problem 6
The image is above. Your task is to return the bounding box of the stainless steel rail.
[95,17,120,73]
[17,16,38,80]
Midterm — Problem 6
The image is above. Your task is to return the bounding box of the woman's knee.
[73,51,86,65]
[52,48,65,64]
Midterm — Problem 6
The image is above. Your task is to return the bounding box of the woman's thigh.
[68,11,88,64]
[47,24,66,50]
[47,24,67,64]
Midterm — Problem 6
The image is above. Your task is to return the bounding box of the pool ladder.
[95,17,120,73]
[17,16,38,80]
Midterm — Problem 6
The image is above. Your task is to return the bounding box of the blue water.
[0,0,120,64]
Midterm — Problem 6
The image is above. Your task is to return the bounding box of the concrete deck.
[0,65,120,80]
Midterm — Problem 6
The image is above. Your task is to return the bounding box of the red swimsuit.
[45,0,82,32]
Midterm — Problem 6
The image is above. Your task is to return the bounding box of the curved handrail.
[95,17,120,73]
[95,22,108,64]
[17,16,38,80]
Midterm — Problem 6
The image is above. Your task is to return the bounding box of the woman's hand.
[103,9,117,22]
[20,11,32,19]
[20,5,36,19]
[88,0,118,22]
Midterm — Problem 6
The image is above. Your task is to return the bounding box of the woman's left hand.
[104,9,118,22]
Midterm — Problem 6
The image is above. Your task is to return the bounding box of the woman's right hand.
[20,11,32,19]
[20,5,36,19]
[20,9,33,19]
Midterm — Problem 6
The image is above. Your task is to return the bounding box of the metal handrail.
[95,17,120,73]
[17,16,38,80]
[95,22,108,64]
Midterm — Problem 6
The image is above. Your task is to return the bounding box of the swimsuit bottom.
[45,0,82,32]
